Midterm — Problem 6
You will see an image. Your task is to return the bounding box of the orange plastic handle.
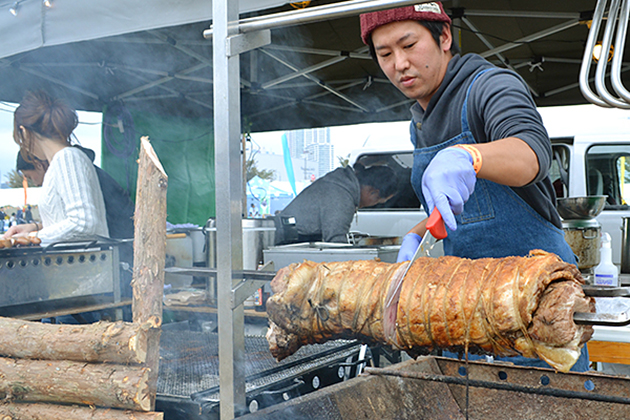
[426,208,447,240]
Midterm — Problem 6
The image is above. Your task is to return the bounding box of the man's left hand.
[422,147,476,231]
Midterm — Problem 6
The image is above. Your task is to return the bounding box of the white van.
[551,134,630,265]
[349,135,630,266]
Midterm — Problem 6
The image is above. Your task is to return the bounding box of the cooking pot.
[205,218,276,270]
[205,218,275,304]
[556,195,606,220]
[562,219,601,271]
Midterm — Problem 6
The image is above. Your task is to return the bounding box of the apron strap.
[461,68,495,134]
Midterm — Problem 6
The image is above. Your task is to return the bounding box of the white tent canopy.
[0,0,288,60]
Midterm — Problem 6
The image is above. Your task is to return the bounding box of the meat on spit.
[266,250,595,372]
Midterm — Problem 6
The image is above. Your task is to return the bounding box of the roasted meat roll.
[266,250,595,372]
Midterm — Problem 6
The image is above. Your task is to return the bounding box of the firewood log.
[0,402,163,419]
[266,250,595,372]
[0,317,157,364]
[0,357,150,411]
[132,137,167,410]
[132,136,167,325]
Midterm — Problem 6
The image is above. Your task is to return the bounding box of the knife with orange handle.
[385,208,447,308]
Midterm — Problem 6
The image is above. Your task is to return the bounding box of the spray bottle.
[594,232,619,287]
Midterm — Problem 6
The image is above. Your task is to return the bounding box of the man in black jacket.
[275,164,398,245]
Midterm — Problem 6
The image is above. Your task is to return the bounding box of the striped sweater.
[38,147,109,244]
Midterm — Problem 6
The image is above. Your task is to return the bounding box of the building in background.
[254,151,316,183]
[287,131,305,159]
[248,127,335,215]
[287,127,334,179]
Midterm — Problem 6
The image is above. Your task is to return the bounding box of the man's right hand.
[397,232,422,262]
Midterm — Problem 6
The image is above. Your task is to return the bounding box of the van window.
[354,152,421,209]
[616,156,630,206]
[586,144,630,209]
[551,145,571,199]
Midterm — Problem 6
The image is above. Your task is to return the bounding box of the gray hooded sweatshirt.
[279,166,360,242]
[410,54,561,228]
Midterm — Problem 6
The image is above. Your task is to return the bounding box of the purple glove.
[421,147,476,231]
[397,233,422,263]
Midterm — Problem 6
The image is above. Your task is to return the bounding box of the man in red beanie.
[360,3,588,372]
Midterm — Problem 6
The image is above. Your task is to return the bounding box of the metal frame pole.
[204,0,421,38]
[213,0,246,418]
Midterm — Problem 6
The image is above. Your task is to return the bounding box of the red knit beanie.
[360,2,451,45]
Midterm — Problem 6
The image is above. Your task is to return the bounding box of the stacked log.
[0,138,167,418]
[0,317,162,418]
[0,316,150,364]
[0,403,163,420]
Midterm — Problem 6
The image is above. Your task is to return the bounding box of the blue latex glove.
[421,147,476,231]
[397,232,422,262]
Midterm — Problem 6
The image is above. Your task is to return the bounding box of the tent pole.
[213,0,247,419]
[204,0,420,38]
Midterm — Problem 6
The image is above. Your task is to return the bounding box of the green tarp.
[101,105,215,226]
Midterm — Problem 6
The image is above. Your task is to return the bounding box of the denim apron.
[410,68,589,372]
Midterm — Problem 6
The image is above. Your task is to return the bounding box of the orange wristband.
[452,144,482,174]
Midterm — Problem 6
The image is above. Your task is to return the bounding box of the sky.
[250,120,412,164]
[248,103,630,167]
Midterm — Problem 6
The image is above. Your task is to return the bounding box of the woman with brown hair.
[2,90,108,244]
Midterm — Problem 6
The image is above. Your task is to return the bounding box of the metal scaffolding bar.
[461,16,539,97]
[213,1,246,419]
[480,18,580,59]
[204,0,421,38]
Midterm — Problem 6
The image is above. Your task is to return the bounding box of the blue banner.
[281,133,297,196]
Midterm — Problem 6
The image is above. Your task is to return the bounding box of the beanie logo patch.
[414,3,441,14]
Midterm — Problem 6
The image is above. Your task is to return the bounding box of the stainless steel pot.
[205,218,276,270]
[562,219,601,271]
[556,195,606,220]
[205,218,275,304]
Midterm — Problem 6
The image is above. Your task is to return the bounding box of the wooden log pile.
[0,138,167,418]
[0,318,163,417]
[0,403,164,419]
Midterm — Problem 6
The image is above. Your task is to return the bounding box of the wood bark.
[0,402,163,419]
[0,356,150,411]
[0,316,157,365]
[131,137,167,410]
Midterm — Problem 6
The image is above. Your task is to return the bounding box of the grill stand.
[239,356,630,420]
[155,328,364,420]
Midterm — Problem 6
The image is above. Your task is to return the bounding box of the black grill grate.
[157,330,360,401]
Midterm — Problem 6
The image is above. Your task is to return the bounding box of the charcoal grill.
[240,355,630,419]
[156,329,363,419]
[0,240,123,319]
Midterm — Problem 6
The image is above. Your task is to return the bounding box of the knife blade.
[418,226,439,258]
[385,209,447,308]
